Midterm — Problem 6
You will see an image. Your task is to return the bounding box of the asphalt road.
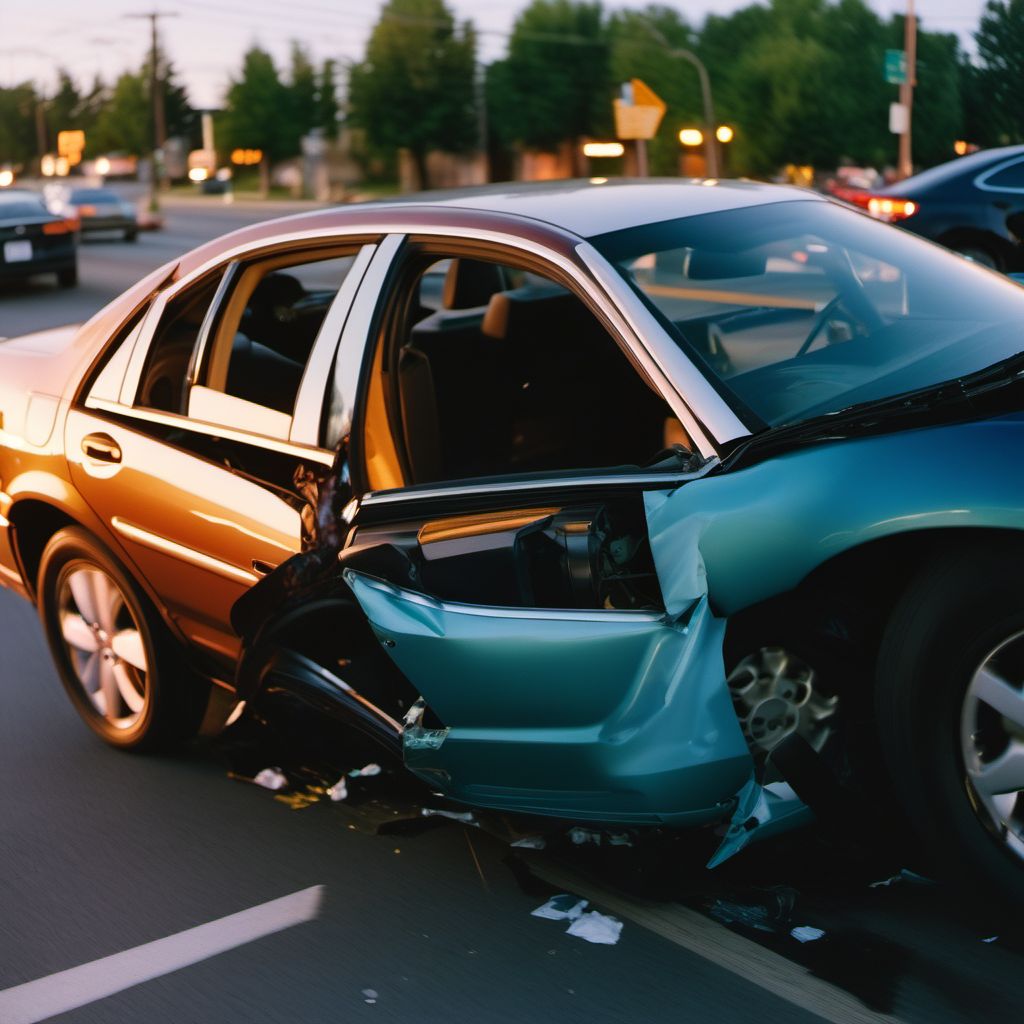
[0,191,1021,1024]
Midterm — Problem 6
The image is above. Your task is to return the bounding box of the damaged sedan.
[3,179,1024,897]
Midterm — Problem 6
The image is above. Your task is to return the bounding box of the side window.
[136,272,223,413]
[981,159,1024,192]
[361,252,678,490]
[196,250,358,421]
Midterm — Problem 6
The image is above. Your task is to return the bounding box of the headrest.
[481,292,510,339]
[685,249,766,280]
[481,287,588,341]
[442,259,505,310]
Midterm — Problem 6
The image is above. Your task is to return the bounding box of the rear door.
[68,239,377,664]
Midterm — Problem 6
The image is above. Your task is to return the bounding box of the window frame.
[84,233,379,465]
[974,156,1024,195]
[347,233,712,499]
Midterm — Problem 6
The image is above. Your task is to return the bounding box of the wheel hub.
[728,646,838,756]
[960,631,1024,862]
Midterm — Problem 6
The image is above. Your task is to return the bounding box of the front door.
[335,242,749,825]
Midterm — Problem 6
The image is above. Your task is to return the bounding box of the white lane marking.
[530,864,903,1024]
[0,885,324,1024]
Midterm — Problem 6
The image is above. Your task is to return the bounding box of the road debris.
[362,988,378,1005]
[531,895,589,921]
[349,763,382,778]
[982,936,999,943]
[253,767,288,791]
[790,926,826,943]
[869,868,937,888]
[568,827,602,845]
[510,836,547,849]
[566,911,623,945]
[422,808,476,824]
[327,776,349,802]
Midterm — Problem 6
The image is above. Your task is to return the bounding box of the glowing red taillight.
[866,196,918,222]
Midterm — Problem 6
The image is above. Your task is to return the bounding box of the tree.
[348,0,478,189]
[973,0,1024,143]
[0,83,41,167]
[317,59,340,140]
[287,43,319,154]
[90,71,149,156]
[46,70,82,150]
[607,6,700,175]
[487,0,609,154]
[221,47,292,159]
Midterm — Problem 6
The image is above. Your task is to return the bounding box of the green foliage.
[488,0,609,152]
[348,0,478,186]
[0,83,40,167]
[318,60,340,141]
[973,0,1024,143]
[607,6,699,175]
[90,72,150,156]
[220,48,292,161]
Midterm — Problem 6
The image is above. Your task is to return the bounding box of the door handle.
[251,559,278,577]
[82,432,122,464]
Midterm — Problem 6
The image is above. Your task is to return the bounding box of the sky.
[1,0,989,109]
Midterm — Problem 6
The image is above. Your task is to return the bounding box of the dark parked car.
[3,180,1024,899]
[0,189,78,288]
[51,186,138,241]
[857,144,1024,271]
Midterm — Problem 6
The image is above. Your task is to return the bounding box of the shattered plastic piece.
[253,767,288,791]
[708,774,813,868]
[791,926,826,943]
[709,899,774,932]
[327,776,348,802]
[982,936,999,943]
[511,836,547,850]
[350,763,382,778]
[566,911,623,945]
[869,868,938,889]
[568,827,602,846]
[607,832,634,847]
[421,808,476,824]
[362,988,378,1005]
[531,894,589,921]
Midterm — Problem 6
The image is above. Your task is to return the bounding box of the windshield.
[592,200,1024,430]
[70,189,119,203]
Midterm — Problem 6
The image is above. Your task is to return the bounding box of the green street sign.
[885,48,908,85]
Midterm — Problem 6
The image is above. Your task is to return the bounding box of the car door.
[67,239,377,665]
[331,239,750,824]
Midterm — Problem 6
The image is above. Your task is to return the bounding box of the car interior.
[138,253,353,418]
[363,255,683,490]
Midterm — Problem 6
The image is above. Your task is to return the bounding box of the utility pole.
[897,0,916,179]
[125,10,178,211]
[643,23,719,178]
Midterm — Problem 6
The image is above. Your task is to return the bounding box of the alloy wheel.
[960,631,1024,861]
[57,564,148,730]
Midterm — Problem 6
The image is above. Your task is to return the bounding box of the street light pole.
[125,10,178,211]
[897,0,916,179]
[644,23,719,178]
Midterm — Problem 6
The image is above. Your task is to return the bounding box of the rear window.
[979,160,1024,192]
[69,189,119,203]
[0,196,48,218]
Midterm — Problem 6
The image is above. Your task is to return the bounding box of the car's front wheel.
[37,527,206,750]
[876,544,1024,902]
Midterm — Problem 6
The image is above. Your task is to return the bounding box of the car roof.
[360,177,818,238]
[890,144,1024,194]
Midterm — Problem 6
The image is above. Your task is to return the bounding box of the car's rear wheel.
[38,527,207,750]
[57,266,78,288]
[955,243,1001,271]
[876,544,1024,903]
[125,229,137,242]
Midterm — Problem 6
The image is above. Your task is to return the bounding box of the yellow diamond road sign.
[614,79,666,141]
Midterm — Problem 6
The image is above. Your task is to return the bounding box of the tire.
[57,266,78,288]
[876,543,1024,903]
[125,229,138,242]
[955,243,1001,271]
[37,527,208,750]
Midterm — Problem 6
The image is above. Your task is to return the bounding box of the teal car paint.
[649,412,1024,619]
[345,569,752,825]
[708,777,815,867]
